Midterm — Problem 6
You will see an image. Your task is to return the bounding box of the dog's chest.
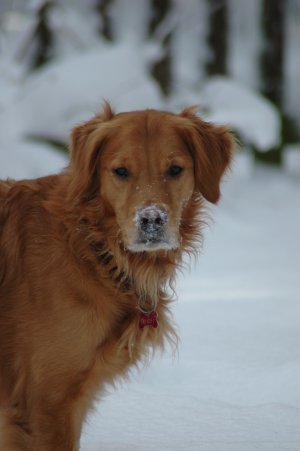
[88,300,167,385]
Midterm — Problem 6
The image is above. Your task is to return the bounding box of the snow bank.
[0,138,67,179]
[283,144,300,177]
[168,76,280,153]
[199,76,281,151]
[0,41,162,145]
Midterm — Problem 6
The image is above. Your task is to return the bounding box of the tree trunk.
[261,0,285,106]
[30,1,54,70]
[206,0,228,75]
[258,0,286,164]
[283,0,300,142]
[95,0,113,41]
[149,0,172,95]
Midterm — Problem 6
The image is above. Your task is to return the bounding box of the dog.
[0,103,233,450]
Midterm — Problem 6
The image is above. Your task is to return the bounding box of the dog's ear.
[179,107,234,203]
[68,103,114,202]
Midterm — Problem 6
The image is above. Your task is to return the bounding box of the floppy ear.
[68,103,114,202]
[180,107,234,203]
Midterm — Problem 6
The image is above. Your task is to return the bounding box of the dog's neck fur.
[90,239,179,312]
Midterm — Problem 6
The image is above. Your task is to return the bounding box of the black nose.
[137,206,167,235]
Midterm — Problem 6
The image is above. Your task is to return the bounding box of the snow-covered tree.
[0,0,299,164]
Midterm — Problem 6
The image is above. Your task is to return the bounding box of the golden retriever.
[0,104,233,450]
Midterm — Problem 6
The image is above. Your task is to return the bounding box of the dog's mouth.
[126,234,179,252]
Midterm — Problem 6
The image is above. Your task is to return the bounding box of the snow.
[0,41,162,146]
[49,1,102,59]
[79,159,300,451]
[228,0,262,90]
[0,139,67,180]
[198,76,281,151]
[171,0,208,90]
[110,0,150,42]
[283,144,300,177]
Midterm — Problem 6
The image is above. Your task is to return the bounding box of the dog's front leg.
[28,401,83,451]
[0,402,82,451]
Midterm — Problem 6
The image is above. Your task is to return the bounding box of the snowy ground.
[79,159,300,451]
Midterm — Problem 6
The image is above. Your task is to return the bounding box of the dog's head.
[68,104,234,253]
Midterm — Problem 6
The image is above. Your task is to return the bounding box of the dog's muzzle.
[136,205,167,243]
[127,205,178,252]
[125,205,173,252]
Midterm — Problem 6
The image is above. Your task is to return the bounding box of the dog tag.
[139,311,158,329]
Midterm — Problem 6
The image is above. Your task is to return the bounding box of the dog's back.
[0,176,57,287]
[0,180,14,227]
[0,180,14,287]
[0,180,12,198]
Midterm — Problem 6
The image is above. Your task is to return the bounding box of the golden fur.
[0,104,233,450]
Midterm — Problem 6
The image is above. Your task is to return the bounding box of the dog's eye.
[113,167,129,179]
[167,165,183,177]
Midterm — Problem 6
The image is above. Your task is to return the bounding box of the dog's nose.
[137,206,167,235]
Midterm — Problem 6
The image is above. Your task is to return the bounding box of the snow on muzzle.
[128,205,178,252]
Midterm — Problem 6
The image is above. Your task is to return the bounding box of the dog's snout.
[137,206,167,235]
